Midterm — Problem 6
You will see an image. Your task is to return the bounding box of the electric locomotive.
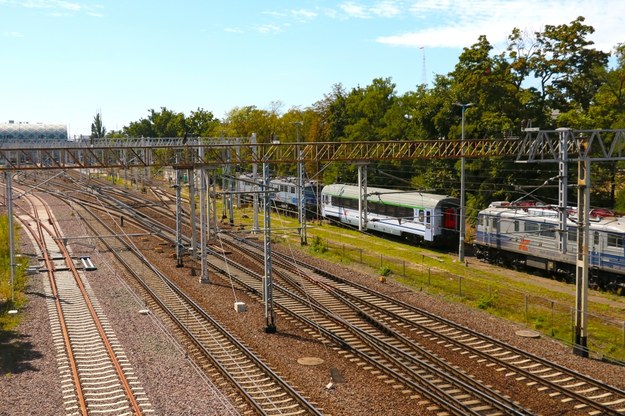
[474,201,625,292]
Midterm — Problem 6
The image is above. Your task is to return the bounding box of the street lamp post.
[454,102,473,263]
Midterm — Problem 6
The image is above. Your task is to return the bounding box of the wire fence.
[312,235,625,362]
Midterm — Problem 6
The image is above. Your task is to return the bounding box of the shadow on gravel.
[273,330,326,346]
[0,330,42,375]
[26,290,55,301]
[26,290,71,305]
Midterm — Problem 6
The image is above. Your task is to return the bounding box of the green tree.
[312,83,349,142]
[343,77,397,142]
[124,107,186,138]
[221,106,273,139]
[508,16,609,120]
[91,112,106,138]
[186,108,220,137]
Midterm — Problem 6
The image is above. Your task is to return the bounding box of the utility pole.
[454,102,473,263]
[357,163,368,231]
[251,134,260,234]
[262,161,276,333]
[294,121,307,245]
[557,128,570,255]
[574,135,590,357]
[5,172,16,306]
[199,145,210,284]
[175,166,184,268]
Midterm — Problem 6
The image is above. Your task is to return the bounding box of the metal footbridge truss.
[0,129,623,171]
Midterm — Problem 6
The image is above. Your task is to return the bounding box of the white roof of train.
[321,184,458,209]
[481,201,625,233]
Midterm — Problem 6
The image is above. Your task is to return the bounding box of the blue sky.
[2,0,623,137]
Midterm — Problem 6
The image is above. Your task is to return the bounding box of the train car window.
[540,224,556,238]
[477,215,483,227]
[426,211,431,224]
[380,203,386,216]
[594,231,599,246]
[568,227,577,242]
[400,206,412,219]
[379,203,386,216]
[492,217,499,230]
[418,210,424,223]
[514,220,519,232]
[525,222,539,234]
[608,233,623,248]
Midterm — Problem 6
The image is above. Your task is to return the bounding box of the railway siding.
[14,194,151,416]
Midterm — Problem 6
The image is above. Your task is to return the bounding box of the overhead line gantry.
[0,137,525,170]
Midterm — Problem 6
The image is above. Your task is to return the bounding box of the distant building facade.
[0,121,68,141]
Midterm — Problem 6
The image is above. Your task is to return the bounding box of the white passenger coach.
[321,184,460,245]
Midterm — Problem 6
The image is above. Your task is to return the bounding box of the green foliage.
[533,315,546,330]
[1,215,28,326]
[187,108,220,137]
[615,188,625,212]
[124,107,187,138]
[91,112,106,138]
[477,292,497,309]
[310,236,327,254]
[378,265,391,277]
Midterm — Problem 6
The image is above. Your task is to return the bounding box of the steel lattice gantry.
[0,137,526,170]
[1,129,624,170]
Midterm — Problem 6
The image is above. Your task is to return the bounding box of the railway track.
[17,170,625,415]
[41,177,532,413]
[65,195,322,416]
[205,235,531,415]
[14,190,150,416]
[230,234,625,415]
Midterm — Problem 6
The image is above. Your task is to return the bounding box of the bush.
[310,236,327,253]
[477,293,497,309]
[378,265,391,277]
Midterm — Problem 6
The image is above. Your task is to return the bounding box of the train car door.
[591,231,602,269]
[424,210,433,241]
[443,207,457,231]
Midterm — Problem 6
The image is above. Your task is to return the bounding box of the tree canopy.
[97,16,625,211]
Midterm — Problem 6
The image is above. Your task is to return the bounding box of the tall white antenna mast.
[420,46,427,86]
